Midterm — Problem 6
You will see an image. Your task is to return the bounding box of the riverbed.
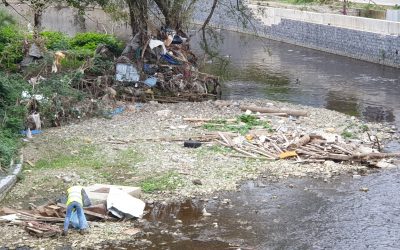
[1,29,400,249]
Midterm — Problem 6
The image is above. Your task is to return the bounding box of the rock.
[175,219,183,224]
[123,228,141,235]
[192,179,202,185]
[245,110,252,115]
[155,109,172,117]
[352,174,362,179]
[202,208,211,216]
[376,160,397,169]
[359,187,369,192]
[325,127,336,133]
[62,176,72,183]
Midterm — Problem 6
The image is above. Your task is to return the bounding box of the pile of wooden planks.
[0,203,110,238]
[216,132,400,164]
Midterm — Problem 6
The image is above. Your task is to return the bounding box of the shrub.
[69,32,123,55]
[0,73,29,132]
[0,129,19,171]
[40,31,71,50]
[0,15,24,71]
[0,73,28,170]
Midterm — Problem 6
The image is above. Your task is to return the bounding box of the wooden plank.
[240,105,308,117]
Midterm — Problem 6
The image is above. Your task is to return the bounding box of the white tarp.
[106,187,145,219]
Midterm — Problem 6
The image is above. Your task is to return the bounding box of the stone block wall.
[194,0,400,68]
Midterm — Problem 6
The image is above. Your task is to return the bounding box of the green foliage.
[40,31,71,50]
[69,32,123,56]
[203,115,273,135]
[0,9,16,27]
[35,144,103,169]
[341,130,354,139]
[0,14,24,71]
[140,171,183,193]
[0,130,20,171]
[0,73,28,170]
[359,124,369,133]
[34,73,85,126]
[0,73,29,132]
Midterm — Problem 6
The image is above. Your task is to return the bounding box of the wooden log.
[248,148,276,160]
[228,154,269,160]
[183,118,236,122]
[271,142,284,153]
[240,105,308,117]
[57,203,109,220]
[218,132,234,147]
[352,152,400,160]
[290,135,311,148]
[296,149,321,157]
[331,144,353,155]
[233,147,258,157]
[243,142,278,159]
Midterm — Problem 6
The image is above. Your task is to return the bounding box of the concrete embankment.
[193,0,400,68]
[0,156,23,202]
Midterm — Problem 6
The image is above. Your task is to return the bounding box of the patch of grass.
[341,130,354,139]
[140,171,183,193]
[202,114,273,135]
[35,144,103,169]
[359,124,369,133]
[196,145,233,158]
[113,148,143,168]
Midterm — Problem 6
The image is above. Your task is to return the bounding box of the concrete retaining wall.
[0,158,23,202]
[194,0,400,68]
[248,5,400,35]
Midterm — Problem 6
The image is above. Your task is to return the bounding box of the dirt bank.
[0,98,398,248]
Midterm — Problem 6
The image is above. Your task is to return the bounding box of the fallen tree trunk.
[240,105,308,117]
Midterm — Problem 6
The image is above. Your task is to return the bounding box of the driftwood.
[212,126,399,165]
[25,221,61,238]
[290,134,311,148]
[183,118,236,123]
[240,105,308,117]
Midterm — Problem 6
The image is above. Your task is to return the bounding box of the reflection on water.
[192,30,400,126]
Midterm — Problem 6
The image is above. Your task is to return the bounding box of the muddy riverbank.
[0,98,399,248]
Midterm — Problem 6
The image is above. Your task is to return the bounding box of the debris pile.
[72,29,221,105]
[184,105,400,168]
[0,185,145,238]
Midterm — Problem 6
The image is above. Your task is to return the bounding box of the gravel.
[0,98,397,248]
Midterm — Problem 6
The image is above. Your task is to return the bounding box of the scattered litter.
[20,129,42,136]
[109,106,125,116]
[115,63,140,82]
[149,39,167,55]
[144,77,157,87]
[184,139,202,148]
[28,43,43,58]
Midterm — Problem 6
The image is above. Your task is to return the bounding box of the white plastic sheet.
[106,187,145,219]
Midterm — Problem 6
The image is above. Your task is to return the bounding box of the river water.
[110,31,400,250]
[193,30,400,127]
